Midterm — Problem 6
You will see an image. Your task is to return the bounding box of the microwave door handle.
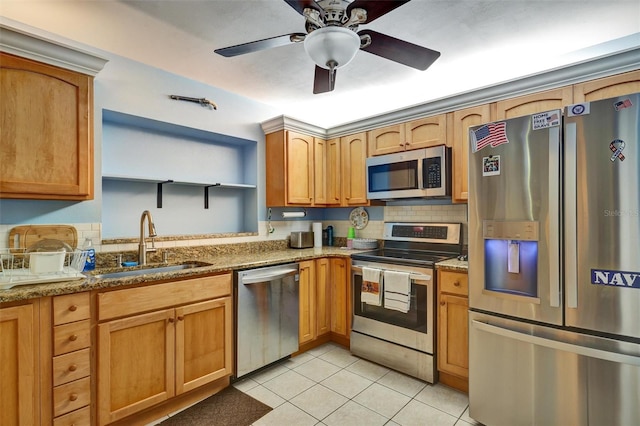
[417,158,425,190]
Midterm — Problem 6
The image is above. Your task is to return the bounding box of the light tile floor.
[231,343,479,426]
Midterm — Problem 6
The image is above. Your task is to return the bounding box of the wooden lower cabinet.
[96,274,233,425]
[330,257,350,342]
[298,260,317,345]
[0,301,39,426]
[437,270,469,393]
[315,258,331,337]
[298,257,350,350]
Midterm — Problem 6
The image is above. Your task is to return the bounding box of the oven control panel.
[383,222,461,244]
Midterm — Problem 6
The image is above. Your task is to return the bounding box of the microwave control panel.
[423,157,442,188]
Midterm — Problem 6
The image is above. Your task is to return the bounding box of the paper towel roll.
[282,211,306,218]
[313,222,322,247]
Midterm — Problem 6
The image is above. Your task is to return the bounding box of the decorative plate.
[349,207,369,230]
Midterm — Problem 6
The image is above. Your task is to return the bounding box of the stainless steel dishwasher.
[235,263,299,378]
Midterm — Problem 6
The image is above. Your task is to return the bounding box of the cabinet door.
[438,293,469,379]
[325,138,342,206]
[573,70,640,102]
[98,309,175,425]
[0,303,38,426]
[451,104,493,203]
[341,132,369,206]
[315,258,331,337]
[495,86,573,120]
[367,123,405,156]
[0,52,93,200]
[286,131,315,205]
[314,139,328,205]
[175,297,232,394]
[405,115,448,149]
[298,260,317,345]
[330,258,349,337]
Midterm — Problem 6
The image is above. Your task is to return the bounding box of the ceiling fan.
[214,0,441,94]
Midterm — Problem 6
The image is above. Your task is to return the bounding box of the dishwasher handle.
[240,267,298,285]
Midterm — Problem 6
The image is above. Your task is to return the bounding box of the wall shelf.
[102,174,256,209]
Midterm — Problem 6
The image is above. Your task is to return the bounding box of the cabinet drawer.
[97,273,232,321]
[53,320,90,356]
[439,271,469,296]
[53,348,90,386]
[53,376,90,418]
[53,292,90,325]
[53,406,90,426]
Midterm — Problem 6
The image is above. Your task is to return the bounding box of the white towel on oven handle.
[361,267,382,306]
[383,270,411,313]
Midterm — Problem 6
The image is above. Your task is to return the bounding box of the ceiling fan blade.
[358,30,440,70]
[347,0,411,24]
[313,66,335,94]
[214,33,306,57]
[283,0,323,16]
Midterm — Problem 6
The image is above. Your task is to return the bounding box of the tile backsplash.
[0,204,468,253]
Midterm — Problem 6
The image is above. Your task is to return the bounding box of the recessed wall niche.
[101,109,257,238]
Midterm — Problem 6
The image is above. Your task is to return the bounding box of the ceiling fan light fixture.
[304,26,360,70]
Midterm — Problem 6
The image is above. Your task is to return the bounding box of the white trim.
[0,22,108,76]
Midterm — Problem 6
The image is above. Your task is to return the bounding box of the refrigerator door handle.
[564,122,578,308]
[548,126,561,307]
[472,320,640,366]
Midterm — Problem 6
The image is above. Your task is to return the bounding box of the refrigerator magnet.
[532,110,561,130]
[483,155,501,176]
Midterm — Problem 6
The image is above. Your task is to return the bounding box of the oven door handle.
[351,265,432,282]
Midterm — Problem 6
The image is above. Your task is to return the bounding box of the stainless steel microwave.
[366,145,451,200]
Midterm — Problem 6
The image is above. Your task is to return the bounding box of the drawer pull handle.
[69,334,78,342]
[177,316,184,321]
[440,301,446,306]
[69,393,78,401]
[68,364,77,372]
[68,305,78,312]
[453,281,461,287]
[168,318,175,323]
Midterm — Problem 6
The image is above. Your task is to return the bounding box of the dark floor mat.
[160,386,272,425]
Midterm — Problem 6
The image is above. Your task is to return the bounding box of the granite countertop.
[0,246,361,304]
[435,258,469,272]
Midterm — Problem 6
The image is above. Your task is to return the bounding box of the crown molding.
[0,20,108,76]
[327,47,640,138]
[260,115,328,139]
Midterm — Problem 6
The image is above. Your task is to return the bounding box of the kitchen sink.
[92,262,211,279]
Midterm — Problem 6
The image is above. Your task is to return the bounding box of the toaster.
[290,231,314,248]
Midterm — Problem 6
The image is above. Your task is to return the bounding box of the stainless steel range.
[350,222,462,383]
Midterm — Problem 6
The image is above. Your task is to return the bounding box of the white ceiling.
[2,0,639,128]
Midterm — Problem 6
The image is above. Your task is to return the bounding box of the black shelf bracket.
[204,184,220,209]
[157,180,174,208]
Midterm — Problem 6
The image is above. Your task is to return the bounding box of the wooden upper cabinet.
[405,114,448,149]
[266,130,315,206]
[368,115,448,156]
[367,123,405,156]
[573,70,640,102]
[495,86,573,120]
[341,132,369,206]
[0,52,94,200]
[325,138,342,206]
[313,139,329,206]
[450,104,494,203]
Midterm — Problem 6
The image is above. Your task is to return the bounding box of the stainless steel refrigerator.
[468,94,640,426]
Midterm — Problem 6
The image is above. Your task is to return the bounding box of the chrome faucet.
[138,210,158,265]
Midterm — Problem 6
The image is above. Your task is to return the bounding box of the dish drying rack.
[0,249,87,290]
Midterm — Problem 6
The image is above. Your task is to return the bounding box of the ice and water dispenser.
[483,220,539,298]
